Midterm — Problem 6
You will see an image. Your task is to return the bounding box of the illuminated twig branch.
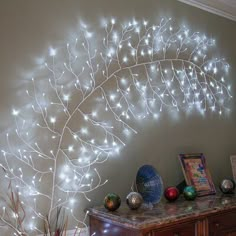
[0,17,232,235]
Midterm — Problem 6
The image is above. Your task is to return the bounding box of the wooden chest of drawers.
[89,194,236,236]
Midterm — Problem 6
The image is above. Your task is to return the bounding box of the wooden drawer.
[151,223,195,236]
[208,211,236,236]
[90,216,141,236]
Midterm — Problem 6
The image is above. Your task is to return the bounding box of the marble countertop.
[88,194,236,229]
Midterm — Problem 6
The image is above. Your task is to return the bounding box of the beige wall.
[0,0,236,232]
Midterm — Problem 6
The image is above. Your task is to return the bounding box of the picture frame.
[179,153,216,196]
[230,155,236,182]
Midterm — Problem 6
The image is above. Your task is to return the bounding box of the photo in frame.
[230,155,236,182]
[179,153,216,196]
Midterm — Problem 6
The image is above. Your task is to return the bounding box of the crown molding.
[177,0,236,22]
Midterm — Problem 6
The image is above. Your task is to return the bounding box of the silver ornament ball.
[220,179,235,194]
[126,192,143,210]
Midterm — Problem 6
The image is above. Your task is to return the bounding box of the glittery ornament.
[104,193,121,211]
[164,186,180,202]
[126,192,143,210]
[183,186,197,201]
[220,179,235,194]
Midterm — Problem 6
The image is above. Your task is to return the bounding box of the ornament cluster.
[103,166,236,217]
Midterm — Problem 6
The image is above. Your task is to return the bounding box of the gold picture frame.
[230,155,236,182]
[179,153,216,196]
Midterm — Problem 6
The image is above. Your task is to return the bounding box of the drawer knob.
[215,222,220,228]
[174,233,180,236]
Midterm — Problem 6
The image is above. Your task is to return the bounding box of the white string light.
[0,17,232,235]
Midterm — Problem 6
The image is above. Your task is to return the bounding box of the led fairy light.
[0,17,232,235]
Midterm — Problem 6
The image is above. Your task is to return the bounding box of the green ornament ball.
[104,193,121,211]
[183,186,197,201]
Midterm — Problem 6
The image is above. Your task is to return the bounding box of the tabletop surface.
[88,193,236,229]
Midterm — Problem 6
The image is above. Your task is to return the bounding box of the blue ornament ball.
[136,165,163,204]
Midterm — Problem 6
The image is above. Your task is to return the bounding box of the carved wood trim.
[196,218,209,236]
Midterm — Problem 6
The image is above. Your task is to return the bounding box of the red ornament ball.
[164,186,180,202]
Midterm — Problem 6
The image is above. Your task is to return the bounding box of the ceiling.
[177,0,236,21]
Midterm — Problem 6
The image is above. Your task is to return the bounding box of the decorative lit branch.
[0,17,232,235]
